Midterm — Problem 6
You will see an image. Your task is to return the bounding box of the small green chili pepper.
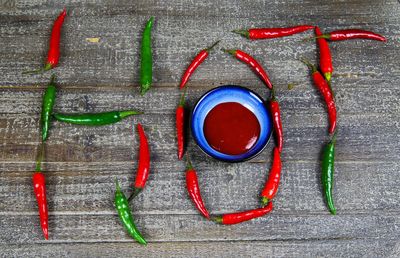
[41,74,57,141]
[53,110,142,126]
[322,133,336,215]
[114,180,147,245]
[140,17,154,96]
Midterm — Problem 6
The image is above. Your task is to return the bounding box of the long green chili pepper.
[41,75,57,141]
[114,180,147,245]
[140,17,154,96]
[322,133,337,215]
[53,110,142,126]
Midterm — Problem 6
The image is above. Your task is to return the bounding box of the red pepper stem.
[44,63,53,71]
[299,58,318,73]
[261,196,269,206]
[35,143,45,172]
[211,216,223,224]
[22,63,53,75]
[324,72,332,82]
[315,35,330,40]
[178,88,187,107]
[232,29,250,39]
[302,35,330,42]
[271,87,277,101]
[206,40,221,52]
[185,154,193,170]
[222,49,237,56]
[127,188,143,202]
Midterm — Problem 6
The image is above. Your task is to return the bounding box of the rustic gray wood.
[1,0,399,257]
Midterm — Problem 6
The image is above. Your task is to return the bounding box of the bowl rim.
[190,85,272,163]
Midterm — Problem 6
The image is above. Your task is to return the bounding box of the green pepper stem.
[35,143,45,172]
[178,88,187,106]
[210,216,223,224]
[302,34,330,42]
[315,35,330,40]
[222,48,237,56]
[270,87,277,101]
[127,188,142,202]
[232,29,250,39]
[44,63,53,71]
[260,197,269,207]
[22,63,53,75]
[186,154,193,170]
[299,58,317,73]
[119,110,143,119]
[206,40,221,52]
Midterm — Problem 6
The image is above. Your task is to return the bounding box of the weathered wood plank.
[0,212,399,244]
[0,239,398,258]
[1,161,399,214]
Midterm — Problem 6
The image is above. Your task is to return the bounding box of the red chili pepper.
[24,9,66,74]
[212,202,273,225]
[128,123,150,201]
[315,27,333,82]
[33,172,49,240]
[176,90,186,160]
[317,29,386,42]
[233,25,314,39]
[301,59,337,134]
[185,158,210,219]
[179,41,220,89]
[224,49,273,89]
[269,91,283,153]
[260,147,282,206]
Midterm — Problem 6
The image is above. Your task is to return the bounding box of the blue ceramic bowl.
[191,85,272,162]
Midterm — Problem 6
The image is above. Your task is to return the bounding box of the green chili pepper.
[140,17,154,96]
[53,110,142,126]
[322,134,336,215]
[114,180,147,245]
[41,74,57,141]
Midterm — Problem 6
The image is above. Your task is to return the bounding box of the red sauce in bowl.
[203,102,260,155]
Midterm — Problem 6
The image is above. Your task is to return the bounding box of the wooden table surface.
[1,0,399,257]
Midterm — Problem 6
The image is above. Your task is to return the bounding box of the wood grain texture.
[1,0,400,257]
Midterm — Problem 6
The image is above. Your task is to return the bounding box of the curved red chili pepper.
[269,92,283,153]
[176,91,186,160]
[318,29,386,42]
[24,9,66,74]
[179,41,220,89]
[315,27,333,82]
[212,202,273,225]
[185,158,210,219]
[224,49,273,89]
[33,172,49,240]
[45,9,67,70]
[260,147,282,205]
[233,25,314,39]
[129,123,150,201]
[301,59,337,134]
